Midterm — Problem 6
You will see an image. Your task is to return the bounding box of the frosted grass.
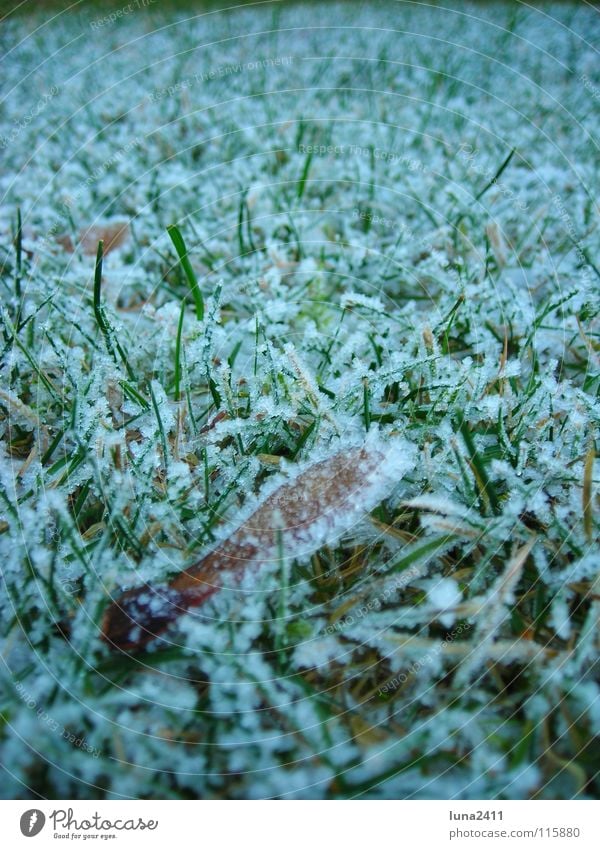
[0,1,598,800]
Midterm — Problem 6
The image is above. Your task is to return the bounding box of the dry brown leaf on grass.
[102,434,416,652]
[57,219,129,255]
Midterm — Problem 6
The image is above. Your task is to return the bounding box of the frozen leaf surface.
[102,434,415,651]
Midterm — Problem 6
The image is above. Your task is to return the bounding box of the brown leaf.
[57,219,129,255]
[102,437,414,652]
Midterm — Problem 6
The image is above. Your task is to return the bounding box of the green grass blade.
[174,299,186,401]
[457,414,501,515]
[167,224,204,321]
[93,239,107,333]
[474,147,515,202]
[297,148,313,200]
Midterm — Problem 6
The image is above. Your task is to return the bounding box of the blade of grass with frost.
[237,189,256,256]
[102,434,416,652]
[363,380,371,431]
[167,224,204,321]
[14,207,22,304]
[93,240,140,390]
[583,447,595,544]
[297,147,313,200]
[93,240,110,342]
[474,146,516,203]
[149,381,169,476]
[452,147,516,230]
[457,414,501,515]
[173,299,186,401]
[454,536,537,686]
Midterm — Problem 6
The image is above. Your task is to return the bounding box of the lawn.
[0,0,599,799]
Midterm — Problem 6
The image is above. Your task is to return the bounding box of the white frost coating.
[294,636,343,670]
[549,593,572,641]
[340,292,386,312]
[426,578,463,627]
[402,495,471,517]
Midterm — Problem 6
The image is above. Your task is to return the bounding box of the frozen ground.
[0,1,599,799]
